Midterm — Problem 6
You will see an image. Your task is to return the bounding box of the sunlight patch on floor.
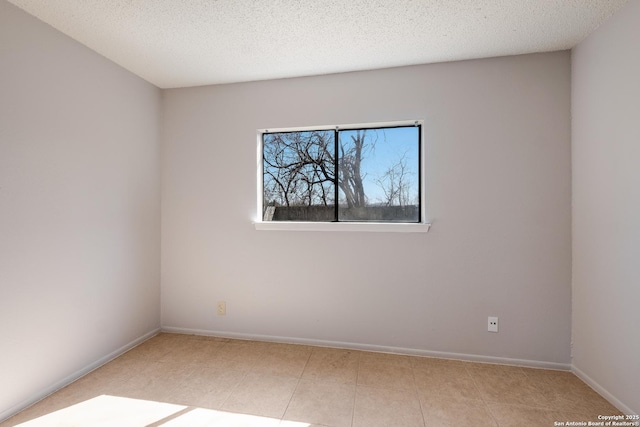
[14,395,311,427]
[160,407,308,426]
[16,395,186,426]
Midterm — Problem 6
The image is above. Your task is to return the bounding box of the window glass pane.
[263,130,336,221]
[338,127,419,222]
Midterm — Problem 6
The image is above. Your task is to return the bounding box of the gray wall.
[0,1,161,419]
[572,0,640,415]
[161,51,572,366]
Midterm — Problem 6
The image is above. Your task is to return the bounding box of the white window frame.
[254,120,431,233]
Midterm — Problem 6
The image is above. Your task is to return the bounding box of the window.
[259,122,427,230]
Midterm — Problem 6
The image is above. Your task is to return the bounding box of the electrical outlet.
[488,316,498,333]
[217,301,226,316]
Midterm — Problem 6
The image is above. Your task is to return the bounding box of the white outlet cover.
[217,302,226,315]
[488,316,498,333]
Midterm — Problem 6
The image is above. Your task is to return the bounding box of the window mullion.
[334,128,339,222]
[418,124,422,223]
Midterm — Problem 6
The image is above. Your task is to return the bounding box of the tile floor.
[2,333,623,426]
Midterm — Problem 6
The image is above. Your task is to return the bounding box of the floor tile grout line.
[144,406,195,427]
[280,376,302,424]
[410,362,428,427]
[349,351,362,427]
[279,349,312,423]
[463,362,501,427]
[218,369,249,411]
[214,339,256,412]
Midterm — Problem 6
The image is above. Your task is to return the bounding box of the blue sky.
[339,126,420,205]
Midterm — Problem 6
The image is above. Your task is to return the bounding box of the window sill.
[253,221,431,233]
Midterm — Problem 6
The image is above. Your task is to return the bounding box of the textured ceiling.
[7,0,629,88]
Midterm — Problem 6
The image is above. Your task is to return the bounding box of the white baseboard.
[572,365,637,416]
[0,328,160,424]
[161,326,572,371]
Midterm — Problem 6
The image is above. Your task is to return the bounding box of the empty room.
[1,0,638,426]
